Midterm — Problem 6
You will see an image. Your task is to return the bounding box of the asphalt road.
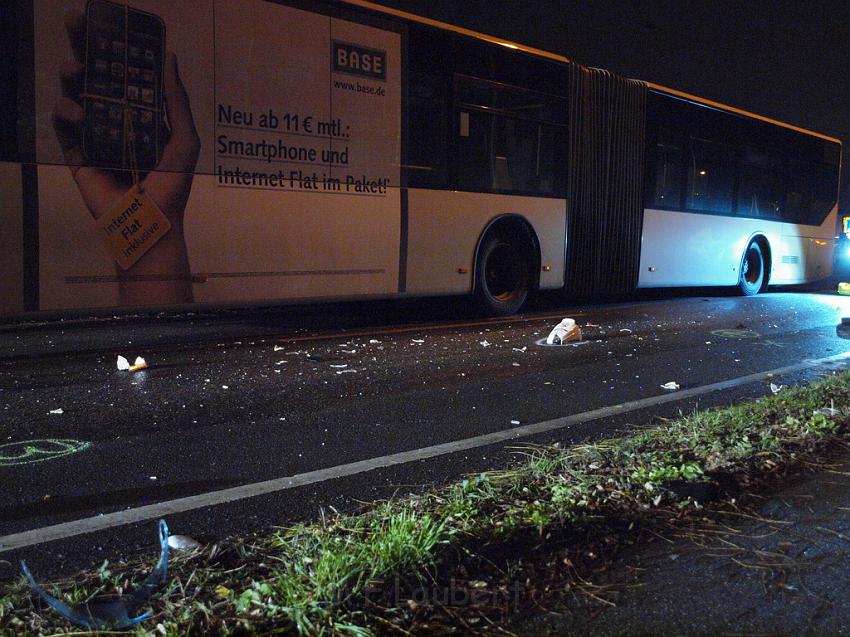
[2,289,850,581]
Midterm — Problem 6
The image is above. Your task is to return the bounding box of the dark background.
[373,0,850,212]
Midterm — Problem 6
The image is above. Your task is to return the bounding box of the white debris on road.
[168,535,202,550]
[117,355,147,372]
[546,318,581,345]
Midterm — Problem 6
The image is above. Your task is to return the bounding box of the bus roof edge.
[339,0,571,65]
[647,83,841,144]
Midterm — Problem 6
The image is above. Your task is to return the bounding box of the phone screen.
[83,0,165,172]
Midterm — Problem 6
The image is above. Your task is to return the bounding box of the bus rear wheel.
[475,234,530,315]
[738,241,765,296]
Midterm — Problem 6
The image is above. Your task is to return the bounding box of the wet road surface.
[1,290,850,579]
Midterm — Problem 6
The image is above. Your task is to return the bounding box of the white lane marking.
[2,351,849,553]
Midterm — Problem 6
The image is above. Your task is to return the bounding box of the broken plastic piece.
[814,406,841,417]
[660,381,680,390]
[118,355,147,372]
[21,519,170,630]
[129,357,147,372]
[770,383,784,394]
[167,534,202,551]
[546,318,582,345]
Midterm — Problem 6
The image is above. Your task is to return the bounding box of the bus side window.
[737,146,782,219]
[686,137,735,214]
[809,139,841,224]
[781,138,839,226]
[782,157,814,224]
[455,109,492,192]
[650,127,683,208]
[406,73,449,188]
[492,117,543,192]
[453,75,566,196]
[809,161,840,223]
[0,0,17,162]
[455,110,562,195]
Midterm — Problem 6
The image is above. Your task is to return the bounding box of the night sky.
[374,0,850,207]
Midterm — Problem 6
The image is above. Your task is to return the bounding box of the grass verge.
[2,371,850,636]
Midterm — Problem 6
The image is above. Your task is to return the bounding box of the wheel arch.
[472,215,542,293]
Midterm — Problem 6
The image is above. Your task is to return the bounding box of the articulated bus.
[0,0,842,317]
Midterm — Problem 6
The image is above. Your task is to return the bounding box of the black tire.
[474,234,530,315]
[738,241,765,296]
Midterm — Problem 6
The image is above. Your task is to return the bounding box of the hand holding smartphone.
[82,0,166,172]
[52,3,200,303]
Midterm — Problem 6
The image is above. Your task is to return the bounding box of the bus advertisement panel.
[3,0,840,318]
[31,0,401,310]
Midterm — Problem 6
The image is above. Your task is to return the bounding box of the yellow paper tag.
[96,186,171,270]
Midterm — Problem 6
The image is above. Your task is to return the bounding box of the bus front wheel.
[738,242,765,296]
[474,234,530,315]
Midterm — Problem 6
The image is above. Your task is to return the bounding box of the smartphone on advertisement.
[83,0,165,172]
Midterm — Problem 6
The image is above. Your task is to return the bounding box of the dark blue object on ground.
[20,519,170,630]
